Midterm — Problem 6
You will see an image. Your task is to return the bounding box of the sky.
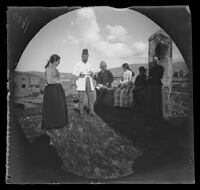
[16,6,184,73]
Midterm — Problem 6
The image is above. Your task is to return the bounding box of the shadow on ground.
[94,103,194,183]
[7,102,194,183]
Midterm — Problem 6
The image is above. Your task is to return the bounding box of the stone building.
[148,29,173,118]
[14,71,46,97]
[148,29,190,118]
[149,29,173,88]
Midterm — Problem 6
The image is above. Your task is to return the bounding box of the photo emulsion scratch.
[7,6,194,184]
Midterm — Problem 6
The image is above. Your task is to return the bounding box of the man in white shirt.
[73,49,95,117]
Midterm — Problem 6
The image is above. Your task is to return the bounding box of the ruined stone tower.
[148,29,173,118]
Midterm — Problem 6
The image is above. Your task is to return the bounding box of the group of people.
[41,49,164,130]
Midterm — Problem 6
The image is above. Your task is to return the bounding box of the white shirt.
[73,61,95,91]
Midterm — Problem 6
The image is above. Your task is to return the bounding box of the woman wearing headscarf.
[132,66,147,116]
[142,56,164,120]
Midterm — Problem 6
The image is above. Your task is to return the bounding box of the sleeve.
[121,72,125,83]
[97,72,103,84]
[129,71,132,81]
[108,70,114,84]
[73,62,79,77]
[135,76,139,85]
[158,66,164,79]
[89,63,94,73]
[132,70,135,76]
[93,73,97,81]
[96,72,99,83]
[126,71,132,82]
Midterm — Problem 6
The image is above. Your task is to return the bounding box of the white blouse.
[121,70,132,84]
[45,65,60,84]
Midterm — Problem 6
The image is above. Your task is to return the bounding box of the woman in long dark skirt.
[41,54,68,130]
[143,56,164,121]
[132,66,147,117]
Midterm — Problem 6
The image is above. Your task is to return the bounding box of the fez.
[82,48,89,55]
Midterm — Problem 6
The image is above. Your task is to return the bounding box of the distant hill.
[60,73,73,78]
[109,63,148,77]
[172,61,189,73]
[109,61,189,77]
[15,61,188,79]
[15,71,45,76]
[15,71,73,79]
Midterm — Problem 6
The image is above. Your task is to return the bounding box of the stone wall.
[149,29,174,119]
[162,87,191,118]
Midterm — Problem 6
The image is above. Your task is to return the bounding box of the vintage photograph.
[7,6,194,184]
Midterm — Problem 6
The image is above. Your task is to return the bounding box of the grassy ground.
[9,94,194,183]
[14,96,143,180]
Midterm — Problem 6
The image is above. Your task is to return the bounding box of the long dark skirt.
[42,83,68,130]
[142,84,163,120]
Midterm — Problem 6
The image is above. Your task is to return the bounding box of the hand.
[120,84,126,89]
[146,76,152,80]
[89,71,93,77]
[71,83,77,88]
[106,83,110,87]
[102,85,108,89]
[79,73,85,78]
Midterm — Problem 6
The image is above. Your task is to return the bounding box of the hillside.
[109,63,148,77]
[15,71,73,79]
[109,61,188,77]
[15,61,188,79]
[172,61,189,73]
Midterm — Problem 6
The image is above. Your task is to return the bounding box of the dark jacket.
[95,70,114,87]
[148,64,164,86]
[135,74,147,87]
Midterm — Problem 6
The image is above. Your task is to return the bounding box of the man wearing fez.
[73,49,95,117]
[94,61,114,105]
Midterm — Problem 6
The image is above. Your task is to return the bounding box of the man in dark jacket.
[94,61,114,105]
